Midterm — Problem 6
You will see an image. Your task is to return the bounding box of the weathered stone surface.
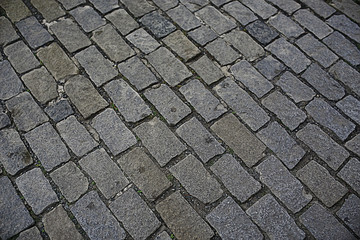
[80,149,129,198]
[153,0,178,10]
[0,0,31,22]
[89,0,118,13]
[211,154,261,202]
[17,227,42,240]
[121,0,156,17]
[190,56,224,85]
[109,189,161,239]
[140,11,176,38]
[58,0,85,10]
[163,30,200,61]
[0,60,23,100]
[246,20,278,45]
[205,38,239,65]
[338,158,360,194]
[118,148,171,200]
[167,4,201,31]
[31,0,65,21]
[126,28,160,54]
[329,60,360,96]
[223,1,257,26]
[71,191,126,240]
[105,9,139,35]
[337,96,360,125]
[268,13,304,38]
[195,6,236,35]
[267,0,300,14]
[4,41,39,74]
[346,133,360,156]
[155,231,172,240]
[156,191,214,240]
[180,0,208,11]
[0,16,18,45]
[255,56,285,80]
[45,100,74,122]
[241,0,277,19]
[188,26,217,46]
[329,0,360,24]
[327,14,360,43]
[0,110,10,130]
[300,0,335,18]
[337,194,360,237]
[70,6,106,32]
[91,109,137,155]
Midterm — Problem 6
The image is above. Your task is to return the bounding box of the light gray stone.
[188,26,218,46]
[121,0,156,17]
[180,0,208,11]
[89,0,118,13]
[331,0,360,24]
[205,38,239,65]
[163,30,200,61]
[338,158,360,194]
[246,20,279,45]
[327,14,360,43]
[329,60,360,96]
[140,11,176,38]
[155,231,172,240]
[58,0,85,10]
[70,6,106,32]
[126,28,160,54]
[268,13,304,38]
[255,56,285,80]
[0,60,24,100]
[240,0,277,19]
[0,111,10,130]
[195,6,236,35]
[31,0,65,21]
[4,41,39,74]
[223,1,257,26]
[17,227,42,240]
[267,0,300,14]
[0,0,31,22]
[45,100,74,123]
[153,0,178,10]
[167,4,201,31]
[337,194,360,237]
[190,55,224,85]
[105,9,139,35]
[346,134,360,158]
[0,16,19,45]
[300,0,336,18]
[337,96,360,125]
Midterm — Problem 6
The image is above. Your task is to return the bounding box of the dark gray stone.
[0,0,31,22]
[337,194,360,236]
[163,30,200,61]
[195,6,236,35]
[327,14,360,43]
[223,1,257,26]
[45,100,74,122]
[17,227,42,240]
[30,0,65,22]
[4,41,39,74]
[338,158,360,194]
[331,0,360,24]
[155,231,172,240]
[0,112,10,129]
[0,16,19,45]
[126,28,160,54]
[246,20,278,45]
[121,0,156,17]
[89,0,118,13]
[205,38,239,65]
[329,60,360,96]
[0,60,24,100]
[140,11,176,38]
[336,96,360,125]
[167,4,201,31]
[268,13,304,38]
[255,56,285,80]
[267,0,300,14]
[188,26,218,46]
[58,0,85,10]
[70,6,106,32]
[105,9,139,35]
[153,0,178,10]
[299,0,336,18]
[241,0,277,19]
[190,56,224,85]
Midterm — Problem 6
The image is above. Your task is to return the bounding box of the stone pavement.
[0,0,360,239]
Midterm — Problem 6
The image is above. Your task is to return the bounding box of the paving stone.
[118,56,158,90]
[17,227,42,240]
[266,38,310,74]
[57,116,98,156]
[126,28,160,54]
[91,109,137,155]
[31,0,65,22]
[338,158,360,194]
[240,0,277,19]
[190,56,224,85]
[345,134,360,157]
[109,189,161,239]
[300,203,356,240]
[50,161,88,202]
[58,0,85,10]
[118,148,171,200]
[140,11,176,38]
[0,0,31,22]
[256,156,311,212]
[255,56,285,80]
[0,60,23,100]
[231,60,273,98]
[16,16,53,49]
[49,18,91,53]
[246,194,305,240]
[329,60,360,96]
[211,154,261,202]
[177,118,225,162]
[45,100,74,122]
[188,26,218,46]
[105,9,139,35]
[16,168,58,214]
[0,129,32,175]
[267,0,300,14]
[246,20,278,45]
[71,191,126,240]
[65,75,108,118]
[195,6,236,35]
[180,80,226,122]
[222,1,257,26]
[21,67,58,104]
[296,34,338,68]
[293,9,332,39]
[134,118,186,166]
[104,80,151,123]
[0,17,19,45]
[25,123,70,171]
[121,0,156,17]
[327,15,360,43]
[297,160,347,207]
[214,78,270,131]
[337,194,360,236]
[207,197,263,240]
[306,98,355,141]
[167,4,201,31]
[92,24,135,63]
[89,0,118,13]
[163,30,200,61]
[5,42,41,75]
[0,176,34,239]
[180,0,209,11]
[37,43,78,81]
[262,91,306,130]
[205,38,239,65]
[43,205,83,240]
[156,191,214,239]
[153,0,179,10]
[299,0,336,18]
[146,47,192,86]
[70,6,106,32]
[0,111,10,129]
[80,149,129,198]
[223,29,265,61]
[267,13,304,38]
[6,92,48,132]
[331,0,360,24]
[155,231,172,240]
[211,114,266,167]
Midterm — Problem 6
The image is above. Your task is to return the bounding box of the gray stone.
[246,20,278,45]
[0,129,32,175]
[15,16,53,49]
[223,1,257,26]
[104,80,151,123]
[163,30,200,61]
[50,161,88,202]
[156,191,214,239]
[0,112,10,129]
[0,60,23,100]
[267,0,300,14]
[180,0,208,11]
[21,67,58,104]
[268,13,304,38]
[91,109,137,155]
[0,16,19,45]
[140,11,176,38]
[211,154,261,202]
[240,0,277,19]
[155,231,172,240]
[214,78,270,131]
[211,114,266,167]
[91,24,135,63]
[31,0,65,21]
[25,123,70,171]
[145,84,191,125]
[57,116,98,156]
[43,205,83,240]
[16,168,58,214]
[153,0,178,10]
[190,56,224,85]
[6,92,48,132]
[0,176,34,239]
[300,0,336,18]
[17,227,42,240]
[71,191,126,240]
[337,194,360,236]
[337,95,360,125]
[180,80,226,122]
[4,41,39,74]
[231,60,273,98]
[195,6,236,35]
[167,4,201,31]
[49,18,91,53]
[146,47,192,86]
[45,100,74,122]
[255,56,285,80]
[70,6,106,32]
[121,0,156,17]
[338,158,360,194]
[331,0,360,24]
[266,38,311,74]
[118,56,158,90]
[247,194,305,240]
[118,148,171,200]
[0,0,31,22]
[79,149,129,198]
[89,0,118,13]
[134,118,186,166]
[58,0,85,10]
[176,117,225,162]
[105,9,139,35]
[65,75,108,119]
[329,60,360,96]
[211,0,231,6]
[188,26,218,46]
[109,189,161,239]
[205,38,239,65]
[346,133,360,156]
[327,15,360,43]
[126,28,160,54]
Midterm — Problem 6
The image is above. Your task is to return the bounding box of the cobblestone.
[222,1,257,26]
[268,13,304,38]
[121,0,156,17]
[190,56,224,85]
[346,133,360,157]
[0,0,31,22]
[331,0,360,24]
[267,0,300,14]
[181,0,208,11]
[327,14,360,43]
[167,4,201,31]
[246,20,278,45]
[188,26,217,46]
[255,56,285,80]
[4,41,39,74]
[195,6,236,35]
[163,30,200,61]
[44,100,74,122]
[338,158,360,194]
[336,96,360,125]
[241,0,277,19]
[126,28,160,54]
[17,227,42,240]
[0,60,23,100]
[70,6,106,32]
[57,0,85,10]
[300,0,336,18]
[0,17,18,45]
[89,0,118,14]
[153,0,178,10]
[205,38,239,65]
[31,0,65,22]
[105,9,139,35]
[140,11,176,38]
[337,194,360,237]
[329,60,360,96]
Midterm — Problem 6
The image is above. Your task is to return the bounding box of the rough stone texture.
[118,148,171,200]
[338,158,360,194]
[0,60,23,100]
[0,17,18,45]
[190,56,224,85]
[109,189,161,239]
[71,191,126,240]
[327,14,360,43]
[105,9,139,35]
[255,56,285,80]
[0,0,31,22]
[211,114,266,167]
[17,227,42,240]
[91,109,137,156]
[58,0,85,10]
[337,194,360,236]
[337,96,360,125]
[267,0,300,14]
[25,123,70,171]
[211,154,261,202]
[331,0,360,24]
[126,28,160,54]
[300,0,335,18]
[140,11,176,38]
[268,13,304,38]
[121,0,156,17]
[205,38,239,65]
[70,6,106,32]
[329,60,360,96]
[156,191,214,240]
[0,110,10,130]
[134,118,186,166]
[188,26,218,46]
[346,134,360,158]
[153,0,178,10]
[223,1,257,26]
[240,0,278,19]
[31,0,65,22]
[155,231,172,240]
[4,41,39,74]
[167,4,201,31]
[89,0,118,13]
[180,0,208,11]
[16,168,58,215]
[45,100,74,122]
[195,6,236,35]
[163,30,200,61]
[246,20,278,45]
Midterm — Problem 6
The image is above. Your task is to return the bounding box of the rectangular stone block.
[331,0,360,24]
[153,0,178,10]
[255,56,285,80]
[327,15,360,43]
[58,0,85,10]
[299,0,335,18]
[0,16,19,45]
[163,30,200,61]
[0,0,31,22]
[223,1,257,26]
[190,55,224,85]
[246,20,279,45]
[121,0,155,17]
[241,0,277,19]
[0,60,23,100]
[70,6,106,32]
[267,0,300,14]
[31,0,65,22]
[140,11,176,38]
[89,0,118,13]
[126,28,160,54]
[4,41,39,74]
[329,60,360,96]
[167,4,201,31]
[195,6,236,35]
[336,194,360,237]
[336,96,360,125]
[188,26,217,46]
[205,38,239,66]
[268,13,304,38]
[105,9,139,35]
[338,158,360,194]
